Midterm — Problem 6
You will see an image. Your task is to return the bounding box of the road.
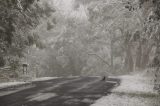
[0,77,120,106]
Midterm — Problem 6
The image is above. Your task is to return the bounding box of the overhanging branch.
[87,53,111,67]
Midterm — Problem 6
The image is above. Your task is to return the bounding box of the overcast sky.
[52,0,88,21]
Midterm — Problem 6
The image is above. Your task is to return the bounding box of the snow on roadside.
[112,73,157,95]
[32,77,59,81]
[91,73,160,106]
[0,82,29,89]
[0,77,59,89]
[91,94,160,106]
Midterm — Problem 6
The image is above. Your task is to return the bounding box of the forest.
[0,0,160,83]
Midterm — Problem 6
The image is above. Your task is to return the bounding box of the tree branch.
[87,53,111,66]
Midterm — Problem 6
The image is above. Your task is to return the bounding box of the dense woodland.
[0,0,160,84]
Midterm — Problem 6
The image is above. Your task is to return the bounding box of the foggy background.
[0,0,159,79]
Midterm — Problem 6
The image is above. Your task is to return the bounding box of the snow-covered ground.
[112,73,157,95]
[91,94,160,106]
[0,76,83,89]
[91,73,160,106]
[32,77,59,82]
[0,82,29,89]
[0,77,58,89]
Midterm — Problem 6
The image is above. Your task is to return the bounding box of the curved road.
[0,77,120,106]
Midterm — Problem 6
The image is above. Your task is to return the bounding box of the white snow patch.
[0,77,59,89]
[64,98,81,105]
[66,76,80,78]
[0,82,29,89]
[0,85,35,97]
[28,93,57,102]
[82,98,94,104]
[32,77,59,82]
[105,81,117,84]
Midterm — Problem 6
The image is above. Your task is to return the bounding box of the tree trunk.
[154,45,160,90]
[110,40,114,70]
[135,41,142,69]
[124,44,134,72]
[141,45,153,69]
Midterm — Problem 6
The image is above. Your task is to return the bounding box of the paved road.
[0,77,120,106]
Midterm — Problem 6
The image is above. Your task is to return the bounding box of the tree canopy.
[1,0,160,82]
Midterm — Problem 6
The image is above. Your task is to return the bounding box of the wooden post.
[22,63,28,75]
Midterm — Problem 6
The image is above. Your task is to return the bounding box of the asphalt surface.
[0,77,120,106]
